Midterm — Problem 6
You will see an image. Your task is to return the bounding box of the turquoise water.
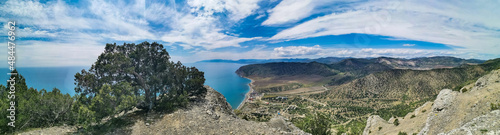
[184,62,251,109]
[1,62,250,109]
[1,67,88,96]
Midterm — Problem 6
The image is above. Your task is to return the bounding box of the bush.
[295,112,332,135]
[410,114,416,118]
[394,118,400,126]
[491,103,500,110]
[0,71,77,133]
[398,131,408,135]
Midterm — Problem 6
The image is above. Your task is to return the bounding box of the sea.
[0,62,250,109]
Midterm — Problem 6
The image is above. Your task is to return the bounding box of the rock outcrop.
[128,86,309,135]
[364,69,500,135]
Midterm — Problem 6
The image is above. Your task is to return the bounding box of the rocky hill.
[363,69,500,135]
[235,56,485,93]
[20,86,308,135]
[375,56,484,70]
[316,58,500,101]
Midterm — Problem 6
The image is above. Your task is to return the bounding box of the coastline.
[236,77,254,110]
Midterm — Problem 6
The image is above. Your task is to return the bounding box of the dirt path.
[301,97,327,106]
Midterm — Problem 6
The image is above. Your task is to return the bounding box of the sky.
[0,0,499,67]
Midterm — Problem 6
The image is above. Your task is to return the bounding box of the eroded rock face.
[203,86,236,119]
[431,89,457,112]
[364,69,500,135]
[421,69,500,135]
[440,110,500,135]
[419,89,459,134]
[363,115,386,135]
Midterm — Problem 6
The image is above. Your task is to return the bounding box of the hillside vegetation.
[236,57,498,134]
[365,69,500,134]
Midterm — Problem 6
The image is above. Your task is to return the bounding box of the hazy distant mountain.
[201,56,484,66]
[235,56,487,92]
[375,56,485,70]
[198,57,350,64]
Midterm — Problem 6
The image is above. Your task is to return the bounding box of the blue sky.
[0,0,499,67]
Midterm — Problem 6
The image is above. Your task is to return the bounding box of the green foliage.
[0,70,76,134]
[294,112,332,135]
[480,129,488,134]
[75,42,206,112]
[394,119,400,126]
[491,103,500,110]
[410,114,416,118]
[376,99,430,121]
[378,127,382,131]
[398,131,408,135]
[70,42,207,130]
[35,88,75,126]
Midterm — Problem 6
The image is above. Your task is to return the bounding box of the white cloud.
[171,45,273,63]
[403,44,415,47]
[0,41,104,67]
[268,0,500,54]
[262,0,363,25]
[188,0,262,21]
[272,46,491,60]
[160,0,262,49]
[262,0,316,25]
[173,45,493,63]
[0,0,266,67]
[273,45,322,57]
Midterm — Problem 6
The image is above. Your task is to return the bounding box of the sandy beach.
[236,77,254,110]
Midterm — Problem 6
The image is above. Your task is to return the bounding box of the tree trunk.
[131,71,153,110]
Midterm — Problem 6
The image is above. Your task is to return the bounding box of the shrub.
[394,118,400,126]
[491,103,500,110]
[295,112,332,135]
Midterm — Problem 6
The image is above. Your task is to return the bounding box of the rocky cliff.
[363,69,500,135]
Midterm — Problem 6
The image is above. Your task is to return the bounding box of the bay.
[184,62,251,109]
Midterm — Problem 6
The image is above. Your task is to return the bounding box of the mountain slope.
[363,69,500,135]
[320,66,486,100]
[236,62,335,77]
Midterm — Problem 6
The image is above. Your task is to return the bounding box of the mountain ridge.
[235,56,487,93]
